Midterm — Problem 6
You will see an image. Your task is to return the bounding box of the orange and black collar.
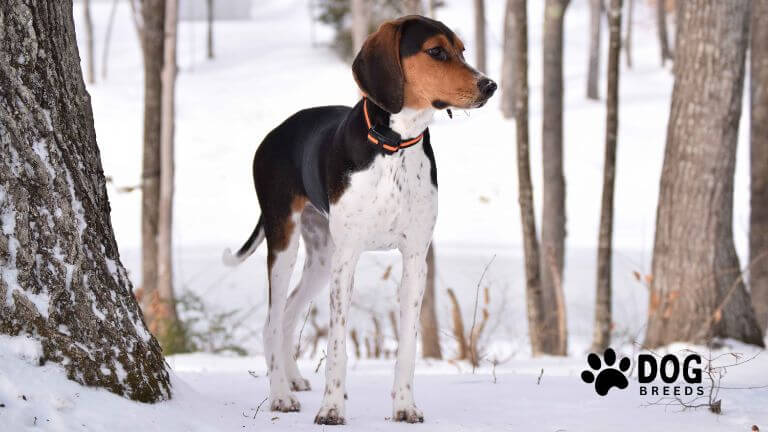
[363,98,424,153]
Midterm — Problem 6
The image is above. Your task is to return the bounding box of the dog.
[223,15,496,425]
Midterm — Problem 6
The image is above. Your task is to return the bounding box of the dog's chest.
[329,145,437,251]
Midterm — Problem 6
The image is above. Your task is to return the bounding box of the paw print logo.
[580,348,631,396]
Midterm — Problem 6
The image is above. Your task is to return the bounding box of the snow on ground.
[1,0,766,430]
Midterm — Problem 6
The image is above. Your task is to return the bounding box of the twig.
[295,303,313,358]
[469,255,496,373]
[537,368,544,385]
[253,397,268,419]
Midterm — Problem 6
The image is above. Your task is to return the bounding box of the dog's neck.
[389,106,435,140]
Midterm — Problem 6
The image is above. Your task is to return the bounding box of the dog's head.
[352,15,497,114]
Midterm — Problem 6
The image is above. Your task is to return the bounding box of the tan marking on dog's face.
[402,34,481,110]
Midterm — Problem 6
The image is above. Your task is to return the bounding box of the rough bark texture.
[751,0,768,332]
[500,0,517,119]
[587,0,602,100]
[645,0,764,348]
[474,0,486,74]
[592,0,622,353]
[82,0,94,84]
[419,245,442,359]
[206,0,213,59]
[656,0,673,65]
[513,0,547,357]
[0,0,170,402]
[540,0,570,356]
[140,0,164,333]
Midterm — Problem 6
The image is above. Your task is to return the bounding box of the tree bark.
[419,245,442,359]
[206,0,214,59]
[351,0,368,56]
[0,0,170,402]
[474,0,487,74]
[656,0,673,65]
[645,0,764,348]
[751,0,768,332]
[592,0,622,353]
[140,0,164,335]
[587,0,602,100]
[540,0,570,356]
[513,0,547,356]
[83,0,95,84]
[501,0,517,119]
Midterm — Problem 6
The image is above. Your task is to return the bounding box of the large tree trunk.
[140,0,165,336]
[586,0,602,100]
[751,0,768,332]
[645,0,763,348]
[513,0,547,356]
[474,0,487,74]
[0,0,170,402]
[592,0,622,353]
[500,0,517,119]
[656,0,673,65]
[419,245,442,358]
[83,0,95,84]
[539,0,570,356]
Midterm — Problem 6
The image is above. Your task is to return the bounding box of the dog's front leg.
[314,248,360,426]
[392,248,428,423]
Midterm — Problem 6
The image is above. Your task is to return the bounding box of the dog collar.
[363,98,424,153]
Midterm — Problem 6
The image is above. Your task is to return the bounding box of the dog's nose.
[478,78,497,97]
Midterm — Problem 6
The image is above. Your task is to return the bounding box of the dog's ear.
[352,20,404,114]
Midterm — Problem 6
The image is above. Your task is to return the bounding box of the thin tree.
[83,0,95,83]
[500,0,517,119]
[586,0,602,100]
[623,0,633,68]
[592,0,622,352]
[750,0,768,332]
[351,0,368,55]
[207,0,214,59]
[540,0,570,356]
[656,0,673,65]
[645,0,764,348]
[101,0,120,80]
[0,0,170,402]
[513,0,548,356]
[474,0,487,74]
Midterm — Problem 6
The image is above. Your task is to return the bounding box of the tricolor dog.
[223,15,496,425]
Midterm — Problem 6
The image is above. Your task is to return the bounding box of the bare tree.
[645,0,763,348]
[351,0,368,55]
[751,0,768,332]
[586,0,602,100]
[0,0,170,402]
[656,0,673,65]
[474,0,487,74]
[623,0,633,68]
[500,0,517,118]
[207,0,214,59]
[540,0,570,356]
[592,0,622,352]
[83,0,95,83]
[420,246,442,358]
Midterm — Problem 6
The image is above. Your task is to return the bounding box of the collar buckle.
[367,124,402,153]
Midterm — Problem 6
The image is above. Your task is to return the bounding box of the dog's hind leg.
[282,205,332,392]
[263,202,304,412]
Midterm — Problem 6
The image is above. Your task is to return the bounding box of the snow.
[0,0,766,430]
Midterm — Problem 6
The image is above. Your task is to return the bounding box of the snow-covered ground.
[1,0,766,430]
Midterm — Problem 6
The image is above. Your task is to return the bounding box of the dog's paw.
[314,406,345,425]
[289,377,311,392]
[270,394,301,412]
[393,405,424,423]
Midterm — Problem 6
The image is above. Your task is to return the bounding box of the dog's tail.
[222,216,265,267]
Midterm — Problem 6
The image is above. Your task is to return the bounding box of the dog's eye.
[426,47,448,61]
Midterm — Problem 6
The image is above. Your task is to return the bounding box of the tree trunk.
[540,0,569,356]
[587,0,602,100]
[101,0,120,80]
[419,245,442,359]
[623,0,633,68]
[206,0,214,59]
[157,0,180,350]
[592,0,622,353]
[0,0,170,402]
[751,0,768,332]
[351,0,368,56]
[656,0,673,65]
[645,0,764,348]
[513,0,547,356]
[474,0,487,74]
[140,0,165,335]
[501,0,517,119]
[83,0,95,84]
